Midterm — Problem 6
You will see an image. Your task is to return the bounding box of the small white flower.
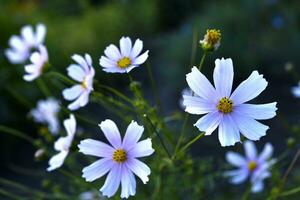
[291,81,300,98]
[78,120,154,199]
[23,45,48,81]
[183,58,277,146]
[99,36,149,73]
[225,141,275,193]
[5,23,46,64]
[31,98,60,135]
[47,114,76,171]
[62,54,95,110]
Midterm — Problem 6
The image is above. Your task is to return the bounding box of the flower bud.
[200,29,221,52]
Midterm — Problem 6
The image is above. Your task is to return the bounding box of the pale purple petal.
[218,115,240,147]
[99,119,122,149]
[194,111,222,135]
[126,158,150,184]
[72,54,89,72]
[226,152,247,167]
[21,25,35,45]
[99,56,116,68]
[258,143,273,162]
[78,139,114,158]
[35,23,46,45]
[100,164,122,198]
[82,158,114,182]
[224,169,249,184]
[122,121,144,149]
[183,95,216,115]
[104,44,122,61]
[291,84,300,98]
[67,64,86,82]
[244,141,257,160]
[128,139,154,158]
[62,85,84,101]
[63,114,76,136]
[234,103,277,120]
[47,151,68,171]
[251,180,264,193]
[121,165,136,198]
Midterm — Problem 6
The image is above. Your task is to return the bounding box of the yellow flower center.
[217,97,233,114]
[248,161,257,171]
[81,78,88,89]
[206,29,221,45]
[113,149,127,163]
[117,57,131,69]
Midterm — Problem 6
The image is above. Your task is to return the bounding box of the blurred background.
[1,0,300,199]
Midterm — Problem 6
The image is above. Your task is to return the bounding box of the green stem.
[36,78,51,97]
[144,114,171,158]
[46,71,76,85]
[242,184,252,200]
[177,132,205,156]
[280,186,300,197]
[198,52,207,70]
[146,62,161,112]
[0,125,35,145]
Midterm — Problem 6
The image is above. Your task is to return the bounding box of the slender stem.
[0,125,35,145]
[177,132,205,156]
[198,52,207,70]
[242,184,252,200]
[36,78,51,97]
[46,71,76,85]
[144,114,171,158]
[280,185,300,197]
[146,62,161,111]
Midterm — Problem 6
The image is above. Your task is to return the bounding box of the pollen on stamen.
[113,149,127,163]
[248,161,257,171]
[217,97,233,114]
[117,57,131,69]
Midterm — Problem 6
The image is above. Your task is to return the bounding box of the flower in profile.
[183,58,277,146]
[78,120,154,199]
[62,54,95,110]
[23,45,49,81]
[5,23,46,64]
[200,29,221,52]
[31,98,60,135]
[99,36,149,73]
[47,114,76,171]
[291,81,300,98]
[224,141,275,193]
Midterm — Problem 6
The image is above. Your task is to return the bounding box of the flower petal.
[128,138,154,158]
[130,39,143,58]
[120,37,132,57]
[291,84,300,98]
[78,139,114,158]
[244,141,257,160]
[234,103,277,120]
[251,180,264,193]
[126,158,150,184]
[62,85,84,101]
[67,64,85,82]
[258,143,273,162]
[213,58,234,98]
[121,165,136,198]
[100,164,122,198]
[218,115,240,147]
[183,95,216,115]
[35,23,46,45]
[226,152,247,167]
[63,114,76,136]
[99,56,116,68]
[230,71,268,105]
[21,25,35,46]
[186,67,217,102]
[104,44,122,61]
[131,51,148,65]
[194,111,222,135]
[99,119,122,149]
[72,54,89,72]
[122,121,144,149]
[47,151,68,171]
[224,169,249,184]
[67,91,90,110]
[82,158,114,182]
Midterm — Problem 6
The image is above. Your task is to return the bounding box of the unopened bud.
[200,29,221,52]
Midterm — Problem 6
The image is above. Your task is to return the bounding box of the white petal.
[124,65,138,73]
[72,54,89,72]
[78,139,114,158]
[23,73,39,82]
[186,67,217,102]
[102,66,127,73]
[244,141,257,160]
[63,114,76,136]
[67,64,85,82]
[120,37,132,57]
[104,44,122,61]
[213,58,234,98]
[218,115,240,147]
[47,151,68,171]
[30,52,41,64]
[194,111,222,135]
[62,85,84,101]
[99,56,117,68]
[99,119,122,149]
[291,85,300,98]
[251,180,264,193]
[232,113,269,141]
[82,158,114,182]
[128,138,154,158]
[126,158,150,184]
[54,136,71,151]
[234,103,277,120]
[9,36,26,51]
[130,39,143,58]
[84,54,92,67]
[224,169,249,184]
[100,164,122,198]
[121,165,136,198]
[226,152,247,167]
[183,95,216,115]
[230,71,268,105]
[21,25,35,45]
[122,121,144,149]
[258,143,273,162]
[67,91,90,111]
[24,64,37,73]
[35,23,46,45]
[131,50,148,65]
[5,49,27,64]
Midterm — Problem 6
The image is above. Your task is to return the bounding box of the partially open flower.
[200,29,221,52]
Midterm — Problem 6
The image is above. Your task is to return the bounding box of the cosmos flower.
[78,120,154,199]
[23,45,48,81]
[99,36,149,73]
[31,98,60,135]
[291,82,300,98]
[62,54,95,110]
[199,29,221,52]
[183,58,277,146]
[5,23,46,64]
[47,114,76,171]
[224,141,275,193]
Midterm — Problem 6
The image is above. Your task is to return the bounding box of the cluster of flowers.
[6,24,278,197]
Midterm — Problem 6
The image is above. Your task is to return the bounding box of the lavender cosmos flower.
[31,98,60,135]
[78,120,154,199]
[47,114,76,171]
[225,141,275,193]
[99,36,149,73]
[62,54,95,110]
[183,58,277,146]
[291,81,300,98]
[5,23,46,64]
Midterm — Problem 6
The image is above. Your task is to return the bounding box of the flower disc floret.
[117,57,131,69]
[113,149,127,163]
[247,161,257,171]
[217,97,233,114]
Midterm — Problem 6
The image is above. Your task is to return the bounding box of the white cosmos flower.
[291,81,300,98]
[99,36,149,73]
[78,120,154,199]
[62,54,95,110]
[225,141,275,193]
[23,45,48,81]
[5,23,46,64]
[47,114,76,171]
[183,58,277,146]
[31,98,60,135]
